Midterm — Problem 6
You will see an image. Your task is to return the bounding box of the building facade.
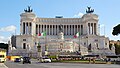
[9,7,115,57]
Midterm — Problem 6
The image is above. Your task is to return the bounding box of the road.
[2,59,120,68]
[0,63,8,68]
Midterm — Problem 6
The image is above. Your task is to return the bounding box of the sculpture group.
[24,6,33,12]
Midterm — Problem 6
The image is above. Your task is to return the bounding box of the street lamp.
[37,44,42,60]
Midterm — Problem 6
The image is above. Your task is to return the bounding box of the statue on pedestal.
[59,24,63,32]
[58,24,64,40]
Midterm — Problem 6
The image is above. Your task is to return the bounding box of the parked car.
[14,58,21,62]
[22,57,31,64]
[41,57,51,63]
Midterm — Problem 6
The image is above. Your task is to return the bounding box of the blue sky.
[0,0,120,43]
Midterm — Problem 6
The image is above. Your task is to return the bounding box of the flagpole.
[44,31,48,56]
[45,35,47,51]
[37,33,43,61]
[79,32,81,54]
[74,32,80,54]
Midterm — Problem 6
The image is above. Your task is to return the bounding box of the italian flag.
[74,32,80,38]
[38,31,46,36]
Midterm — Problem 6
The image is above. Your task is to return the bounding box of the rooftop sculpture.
[24,6,33,13]
[86,6,94,13]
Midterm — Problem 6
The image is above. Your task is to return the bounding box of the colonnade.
[35,24,83,35]
[21,22,97,36]
[88,23,97,35]
[21,22,32,35]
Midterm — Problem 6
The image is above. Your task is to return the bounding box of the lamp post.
[37,44,42,60]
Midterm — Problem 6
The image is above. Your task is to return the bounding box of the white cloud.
[0,36,10,43]
[0,25,16,32]
[0,25,15,43]
[73,12,84,18]
[100,24,105,28]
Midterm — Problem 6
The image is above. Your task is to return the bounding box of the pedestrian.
[108,58,111,62]
[89,58,91,63]
[93,57,96,64]
[105,58,108,63]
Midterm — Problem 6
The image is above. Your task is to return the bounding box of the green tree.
[112,24,120,35]
[114,44,120,55]
[0,43,8,50]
